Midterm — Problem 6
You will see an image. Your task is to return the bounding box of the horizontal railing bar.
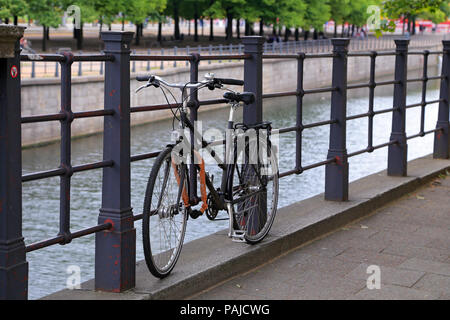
[376,79,400,86]
[427,75,445,81]
[374,107,397,115]
[407,51,430,55]
[22,109,115,123]
[200,54,250,60]
[26,235,64,253]
[23,160,113,182]
[427,51,444,55]
[21,113,65,123]
[405,99,442,110]
[302,157,336,171]
[131,55,192,61]
[22,168,65,182]
[347,148,368,158]
[262,91,297,99]
[20,54,65,62]
[263,54,298,59]
[375,51,397,56]
[133,209,157,221]
[26,222,112,253]
[347,52,373,57]
[304,53,335,59]
[73,109,115,119]
[131,151,161,162]
[303,119,338,129]
[130,103,176,113]
[347,83,370,90]
[72,160,114,173]
[279,168,299,178]
[303,87,337,94]
[279,126,298,134]
[73,54,114,62]
[407,77,426,83]
[348,140,398,158]
[199,99,228,106]
[347,112,370,121]
[406,127,443,140]
[372,140,398,149]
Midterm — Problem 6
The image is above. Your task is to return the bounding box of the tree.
[329,0,352,37]
[61,0,97,50]
[418,0,450,24]
[27,0,62,51]
[0,0,28,25]
[204,0,245,40]
[383,0,445,35]
[91,0,121,35]
[180,0,208,41]
[301,0,330,39]
[121,0,166,45]
[346,0,371,36]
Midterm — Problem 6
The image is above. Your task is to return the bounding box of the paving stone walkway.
[191,172,450,300]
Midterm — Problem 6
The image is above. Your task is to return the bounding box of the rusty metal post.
[325,39,350,201]
[242,36,266,230]
[189,53,200,202]
[243,36,264,125]
[388,39,409,176]
[0,25,28,300]
[95,31,136,292]
[433,40,450,159]
[58,51,74,245]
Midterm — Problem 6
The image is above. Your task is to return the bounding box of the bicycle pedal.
[231,230,246,243]
[189,209,202,219]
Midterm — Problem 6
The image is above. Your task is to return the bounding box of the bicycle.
[135,73,279,278]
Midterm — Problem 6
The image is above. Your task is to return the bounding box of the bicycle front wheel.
[228,139,279,244]
[142,147,188,278]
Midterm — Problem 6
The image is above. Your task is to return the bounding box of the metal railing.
[0,27,449,299]
[20,34,447,79]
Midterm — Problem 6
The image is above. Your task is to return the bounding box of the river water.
[22,67,442,299]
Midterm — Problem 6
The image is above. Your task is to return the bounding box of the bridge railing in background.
[20,33,448,79]
[0,25,449,299]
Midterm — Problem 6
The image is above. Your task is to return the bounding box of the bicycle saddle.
[223,92,255,105]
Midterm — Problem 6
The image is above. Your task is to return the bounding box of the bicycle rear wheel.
[228,139,279,244]
[142,147,188,278]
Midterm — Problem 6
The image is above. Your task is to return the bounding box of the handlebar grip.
[136,75,151,82]
[215,78,244,86]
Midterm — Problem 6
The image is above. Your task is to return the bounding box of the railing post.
[242,36,264,125]
[388,39,409,176]
[433,40,450,159]
[325,38,350,201]
[0,25,28,300]
[96,31,135,292]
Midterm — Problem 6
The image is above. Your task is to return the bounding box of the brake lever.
[135,83,150,93]
[135,78,160,93]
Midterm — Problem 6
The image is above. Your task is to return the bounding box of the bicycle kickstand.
[226,202,246,243]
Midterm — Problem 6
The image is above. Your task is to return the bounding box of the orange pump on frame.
[171,150,208,214]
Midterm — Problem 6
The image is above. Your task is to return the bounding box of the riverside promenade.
[191,172,450,300]
[44,155,450,300]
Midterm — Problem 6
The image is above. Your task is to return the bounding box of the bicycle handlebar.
[135,74,244,90]
[213,78,244,86]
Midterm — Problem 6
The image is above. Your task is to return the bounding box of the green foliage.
[0,0,28,19]
[302,0,330,30]
[383,0,445,18]
[27,0,62,27]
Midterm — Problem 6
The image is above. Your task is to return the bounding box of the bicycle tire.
[142,146,188,278]
[228,139,279,244]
